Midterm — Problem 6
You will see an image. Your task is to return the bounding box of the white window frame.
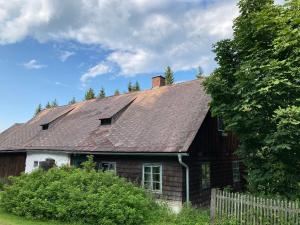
[232,161,240,183]
[97,162,116,172]
[201,162,211,189]
[142,163,162,194]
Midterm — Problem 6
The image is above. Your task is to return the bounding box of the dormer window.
[100,118,112,126]
[41,124,49,130]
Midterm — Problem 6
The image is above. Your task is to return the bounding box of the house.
[0,76,243,210]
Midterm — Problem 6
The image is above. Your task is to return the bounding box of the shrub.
[0,166,157,225]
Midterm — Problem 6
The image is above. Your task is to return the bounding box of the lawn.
[0,209,78,225]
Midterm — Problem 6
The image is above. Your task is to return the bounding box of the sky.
[0,0,283,132]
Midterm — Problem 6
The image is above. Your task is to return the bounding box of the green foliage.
[50,99,58,108]
[0,167,157,225]
[84,88,95,100]
[81,155,96,172]
[128,81,133,92]
[34,104,43,116]
[98,87,106,98]
[114,89,120,96]
[68,97,76,105]
[128,81,141,92]
[164,66,174,85]
[45,101,51,109]
[196,66,204,79]
[204,0,300,198]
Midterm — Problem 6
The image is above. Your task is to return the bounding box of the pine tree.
[196,66,204,79]
[68,97,76,105]
[85,88,95,100]
[98,87,106,99]
[114,89,120,96]
[51,99,58,107]
[45,102,51,109]
[35,104,42,116]
[134,81,140,91]
[128,82,133,92]
[164,66,174,85]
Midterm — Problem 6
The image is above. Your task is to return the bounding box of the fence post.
[211,188,217,224]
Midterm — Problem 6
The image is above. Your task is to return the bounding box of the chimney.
[152,75,165,89]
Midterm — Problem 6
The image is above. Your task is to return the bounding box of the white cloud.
[80,63,111,83]
[22,59,47,69]
[59,51,75,62]
[0,0,238,77]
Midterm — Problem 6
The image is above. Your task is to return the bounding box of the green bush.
[0,166,157,225]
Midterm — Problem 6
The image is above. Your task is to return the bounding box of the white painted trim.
[142,163,163,194]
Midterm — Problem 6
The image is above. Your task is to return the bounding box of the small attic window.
[100,118,112,126]
[41,124,49,130]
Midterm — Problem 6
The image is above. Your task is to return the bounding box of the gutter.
[178,153,189,203]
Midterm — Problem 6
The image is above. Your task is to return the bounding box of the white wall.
[25,151,70,173]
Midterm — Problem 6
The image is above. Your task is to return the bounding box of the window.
[201,162,211,189]
[217,118,224,132]
[33,161,39,168]
[100,118,112,126]
[41,124,49,130]
[97,162,116,172]
[142,164,162,193]
[232,161,240,183]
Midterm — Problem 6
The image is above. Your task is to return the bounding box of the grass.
[0,209,79,225]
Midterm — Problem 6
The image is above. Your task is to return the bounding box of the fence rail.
[210,189,300,225]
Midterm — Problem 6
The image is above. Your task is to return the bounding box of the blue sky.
[0,0,241,132]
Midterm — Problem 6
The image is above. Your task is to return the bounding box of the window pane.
[144,173,151,182]
[152,166,160,174]
[144,181,151,190]
[153,182,160,191]
[153,173,160,182]
[144,166,151,173]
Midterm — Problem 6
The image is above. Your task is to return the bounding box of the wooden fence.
[210,189,300,225]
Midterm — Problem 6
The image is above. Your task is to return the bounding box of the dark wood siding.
[185,112,243,206]
[71,155,184,202]
[0,153,26,178]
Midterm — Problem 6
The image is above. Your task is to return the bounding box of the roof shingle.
[0,79,210,153]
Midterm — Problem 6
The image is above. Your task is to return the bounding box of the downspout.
[178,153,189,203]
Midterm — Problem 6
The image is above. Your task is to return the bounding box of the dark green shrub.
[0,166,157,225]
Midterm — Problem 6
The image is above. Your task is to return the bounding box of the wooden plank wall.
[186,112,242,207]
[72,155,184,203]
[0,153,26,178]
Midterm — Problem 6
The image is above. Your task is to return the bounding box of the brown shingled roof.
[0,79,210,153]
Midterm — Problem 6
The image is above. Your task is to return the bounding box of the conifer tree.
[45,102,51,109]
[164,66,174,85]
[85,88,95,100]
[51,99,58,107]
[196,66,204,79]
[134,81,140,91]
[98,87,106,99]
[68,97,76,105]
[35,104,42,116]
[114,89,120,96]
[128,82,133,92]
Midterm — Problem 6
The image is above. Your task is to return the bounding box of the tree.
[128,82,133,92]
[68,97,76,105]
[134,81,140,91]
[114,89,120,96]
[196,66,204,79]
[204,0,300,198]
[34,104,42,116]
[45,102,51,109]
[164,66,174,85]
[98,87,106,99]
[85,88,95,100]
[50,99,58,107]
